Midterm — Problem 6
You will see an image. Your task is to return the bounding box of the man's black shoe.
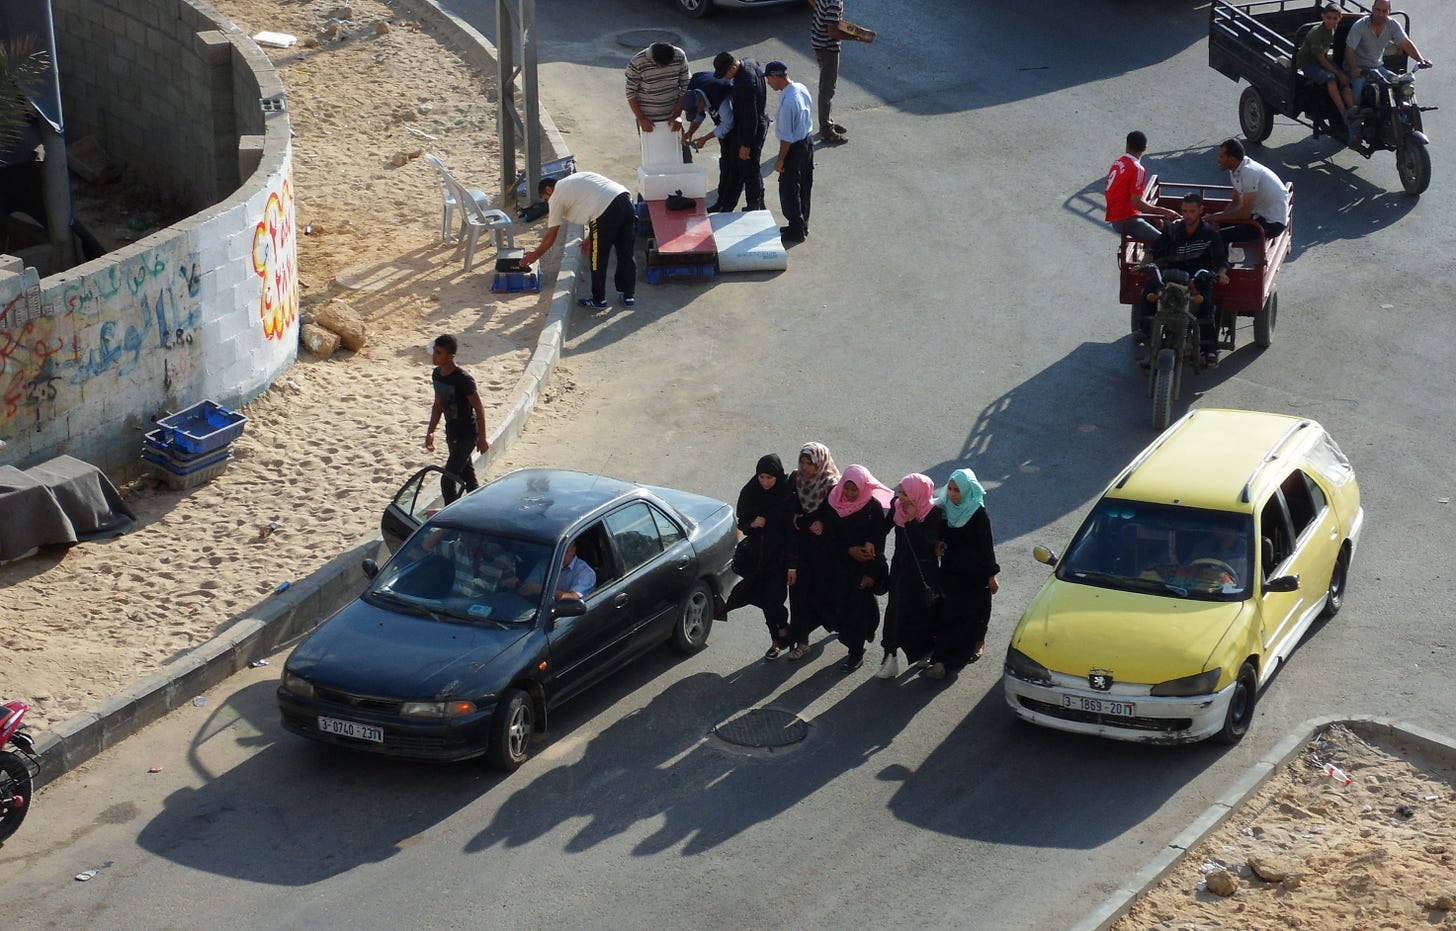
[780,226,806,244]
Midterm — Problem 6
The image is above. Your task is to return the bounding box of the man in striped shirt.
[626,42,690,133]
[809,0,865,144]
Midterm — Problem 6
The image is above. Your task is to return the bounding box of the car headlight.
[400,701,477,719]
[1149,668,1222,697]
[1005,647,1052,685]
[282,671,315,699]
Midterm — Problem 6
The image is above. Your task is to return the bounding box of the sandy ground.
[3,3,1452,926]
[0,0,566,731]
[1114,723,1456,929]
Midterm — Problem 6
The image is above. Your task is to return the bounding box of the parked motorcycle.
[1,701,39,844]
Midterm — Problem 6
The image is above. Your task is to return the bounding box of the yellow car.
[1003,409,1363,745]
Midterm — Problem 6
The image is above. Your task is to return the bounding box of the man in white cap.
[764,60,813,244]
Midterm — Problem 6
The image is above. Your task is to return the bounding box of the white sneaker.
[875,653,901,679]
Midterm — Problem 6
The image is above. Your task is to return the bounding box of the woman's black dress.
[726,472,793,640]
[933,505,1000,670]
[835,500,890,661]
[882,504,944,662]
[786,480,844,647]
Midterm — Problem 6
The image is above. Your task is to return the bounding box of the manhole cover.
[617,30,684,50]
[712,708,808,749]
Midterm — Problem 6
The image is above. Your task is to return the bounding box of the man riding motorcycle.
[1138,191,1231,368]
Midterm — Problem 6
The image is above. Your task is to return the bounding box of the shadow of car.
[277,468,737,771]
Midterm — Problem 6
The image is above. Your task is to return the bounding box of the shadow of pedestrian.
[464,642,947,857]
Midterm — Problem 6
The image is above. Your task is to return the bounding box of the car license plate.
[317,715,384,743]
[1063,695,1136,717]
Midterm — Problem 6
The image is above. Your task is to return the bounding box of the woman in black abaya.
[726,454,794,658]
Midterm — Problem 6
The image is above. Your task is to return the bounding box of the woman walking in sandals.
[727,454,795,658]
[926,468,1000,681]
[784,442,842,661]
[826,464,893,672]
[877,473,944,679]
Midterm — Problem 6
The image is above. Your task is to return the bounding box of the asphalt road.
[10,1,1455,928]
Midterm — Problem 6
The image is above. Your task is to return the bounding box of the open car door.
[381,466,464,554]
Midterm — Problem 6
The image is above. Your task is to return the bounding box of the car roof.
[435,468,645,541]
[1106,409,1324,512]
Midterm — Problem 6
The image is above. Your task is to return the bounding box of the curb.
[29,0,581,789]
[1070,715,1456,931]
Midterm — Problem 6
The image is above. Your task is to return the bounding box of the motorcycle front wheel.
[1152,349,1176,431]
[0,748,33,843]
[1397,141,1431,195]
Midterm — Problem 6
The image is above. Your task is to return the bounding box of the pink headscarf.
[892,473,937,527]
[828,464,894,518]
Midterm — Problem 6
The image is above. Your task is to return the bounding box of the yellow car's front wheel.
[1214,662,1257,745]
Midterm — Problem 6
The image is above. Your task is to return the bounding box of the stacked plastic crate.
[142,400,248,490]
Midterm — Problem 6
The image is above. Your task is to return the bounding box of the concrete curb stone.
[1070,715,1456,931]
[29,0,581,789]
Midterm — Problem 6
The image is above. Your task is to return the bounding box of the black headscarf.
[737,453,790,525]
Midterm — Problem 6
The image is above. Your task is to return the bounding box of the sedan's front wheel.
[673,582,713,653]
[486,688,533,772]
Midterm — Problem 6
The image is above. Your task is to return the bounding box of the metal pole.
[521,0,540,209]
[496,0,541,209]
[496,0,517,209]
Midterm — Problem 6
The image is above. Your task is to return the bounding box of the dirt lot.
[1114,722,1456,930]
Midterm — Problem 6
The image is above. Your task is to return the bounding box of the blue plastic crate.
[154,400,247,456]
[142,431,233,468]
[146,454,233,490]
[142,444,232,474]
[645,263,715,285]
[490,269,541,293]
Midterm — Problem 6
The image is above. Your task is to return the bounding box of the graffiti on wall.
[252,174,298,340]
[0,248,204,437]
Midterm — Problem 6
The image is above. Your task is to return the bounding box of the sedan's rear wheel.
[673,582,713,653]
[486,688,533,772]
[676,0,712,18]
[1214,662,1257,745]
[1321,545,1351,618]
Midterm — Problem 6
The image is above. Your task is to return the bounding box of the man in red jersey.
[1106,131,1178,244]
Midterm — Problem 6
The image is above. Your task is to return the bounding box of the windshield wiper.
[1069,569,1133,586]
[370,589,449,621]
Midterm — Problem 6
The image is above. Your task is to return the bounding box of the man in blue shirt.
[520,539,596,601]
[765,60,814,244]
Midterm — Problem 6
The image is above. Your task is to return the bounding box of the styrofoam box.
[708,210,788,272]
[639,121,683,170]
[638,164,708,201]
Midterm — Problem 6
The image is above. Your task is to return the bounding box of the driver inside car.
[1139,191,1230,369]
[1187,527,1249,586]
[519,540,597,601]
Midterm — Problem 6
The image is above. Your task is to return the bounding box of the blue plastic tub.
[154,401,247,456]
[142,444,233,474]
[143,430,233,468]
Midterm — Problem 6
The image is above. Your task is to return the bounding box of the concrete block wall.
[52,0,242,210]
[0,3,297,477]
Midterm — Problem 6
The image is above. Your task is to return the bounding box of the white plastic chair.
[435,168,515,272]
[423,154,513,258]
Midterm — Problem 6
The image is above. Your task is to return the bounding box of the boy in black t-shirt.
[425,334,490,503]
